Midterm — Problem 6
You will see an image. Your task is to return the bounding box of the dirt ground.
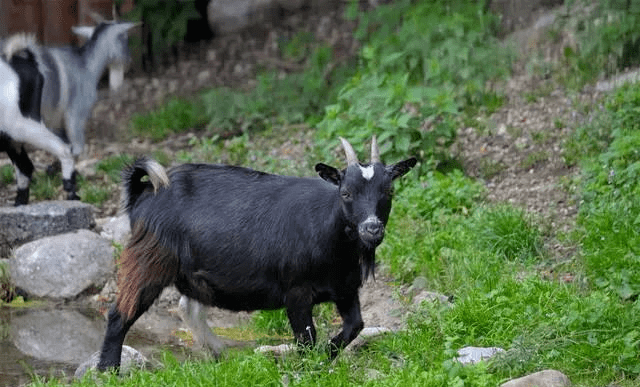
[0,3,607,347]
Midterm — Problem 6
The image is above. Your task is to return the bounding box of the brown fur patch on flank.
[116,220,179,319]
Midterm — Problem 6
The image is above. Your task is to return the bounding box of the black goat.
[97,137,416,370]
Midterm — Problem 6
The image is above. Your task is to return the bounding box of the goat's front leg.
[65,102,90,157]
[285,288,316,348]
[330,292,364,358]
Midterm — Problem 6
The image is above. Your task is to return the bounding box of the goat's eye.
[341,189,352,200]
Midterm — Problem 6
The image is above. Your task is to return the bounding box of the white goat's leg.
[65,102,89,157]
[10,114,79,200]
[3,140,35,205]
[177,296,225,357]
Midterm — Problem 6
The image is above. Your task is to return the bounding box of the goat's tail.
[121,157,170,211]
[3,33,48,76]
[3,33,37,60]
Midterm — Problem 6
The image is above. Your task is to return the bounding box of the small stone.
[456,346,505,365]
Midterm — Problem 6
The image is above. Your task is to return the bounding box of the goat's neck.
[79,39,115,85]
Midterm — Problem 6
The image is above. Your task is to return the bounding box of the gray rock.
[413,290,450,305]
[98,214,131,245]
[206,0,337,35]
[11,308,104,364]
[500,369,571,387]
[207,0,274,35]
[75,345,147,379]
[345,326,392,353]
[10,230,114,299]
[456,346,505,365]
[0,201,95,257]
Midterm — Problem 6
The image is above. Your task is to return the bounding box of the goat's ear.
[387,157,417,180]
[72,26,96,39]
[112,22,139,36]
[315,163,342,185]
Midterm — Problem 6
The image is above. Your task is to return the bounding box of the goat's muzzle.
[358,217,385,247]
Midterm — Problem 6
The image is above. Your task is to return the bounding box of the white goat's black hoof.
[14,188,29,206]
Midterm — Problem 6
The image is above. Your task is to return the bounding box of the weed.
[554,118,565,129]
[471,205,544,263]
[0,165,13,185]
[80,184,111,207]
[521,150,550,169]
[0,259,16,303]
[531,130,549,144]
[30,172,61,201]
[479,157,507,179]
[95,154,135,183]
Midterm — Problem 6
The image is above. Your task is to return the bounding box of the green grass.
[0,164,13,185]
[131,97,208,141]
[30,172,62,201]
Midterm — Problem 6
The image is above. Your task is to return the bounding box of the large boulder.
[500,369,571,387]
[10,229,114,299]
[11,307,105,364]
[0,201,95,257]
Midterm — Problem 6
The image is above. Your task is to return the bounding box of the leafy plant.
[317,0,511,170]
[125,0,199,61]
[202,44,353,135]
[559,0,640,87]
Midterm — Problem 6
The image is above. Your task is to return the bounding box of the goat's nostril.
[361,222,384,238]
[366,223,381,234]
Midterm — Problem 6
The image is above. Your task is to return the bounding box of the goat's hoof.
[67,192,81,201]
[46,161,61,176]
[14,189,29,206]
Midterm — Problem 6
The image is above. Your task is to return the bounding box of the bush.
[317,0,511,170]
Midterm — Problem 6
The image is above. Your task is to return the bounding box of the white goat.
[8,21,137,157]
[0,47,76,205]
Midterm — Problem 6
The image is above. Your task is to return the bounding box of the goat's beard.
[359,244,376,281]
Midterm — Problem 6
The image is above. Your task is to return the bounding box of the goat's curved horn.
[371,135,380,163]
[340,137,359,166]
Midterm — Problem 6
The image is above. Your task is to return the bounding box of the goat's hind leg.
[98,223,179,371]
[8,144,34,205]
[98,282,166,371]
[1,136,34,205]
[10,115,79,200]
